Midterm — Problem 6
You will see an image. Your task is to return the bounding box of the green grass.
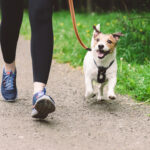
[6,11,150,102]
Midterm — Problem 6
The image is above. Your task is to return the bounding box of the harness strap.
[94,59,115,83]
[68,0,91,51]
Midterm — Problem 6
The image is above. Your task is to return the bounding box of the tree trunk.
[87,0,92,13]
[121,0,128,12]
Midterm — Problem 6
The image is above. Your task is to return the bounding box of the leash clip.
[86,48,92,51]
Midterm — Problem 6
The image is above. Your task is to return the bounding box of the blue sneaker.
[32,88,55,119]
[1,68,17,101]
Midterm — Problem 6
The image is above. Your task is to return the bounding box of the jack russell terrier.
[83,24,123,101]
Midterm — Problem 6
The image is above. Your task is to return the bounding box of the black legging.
[0,0,53,84]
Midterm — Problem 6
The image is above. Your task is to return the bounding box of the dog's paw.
[97,96,104,101]
[108,94,116,100]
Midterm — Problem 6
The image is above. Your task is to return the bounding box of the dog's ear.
[112,32,124,41]
[95,24,100,31]
[93,24,101,38]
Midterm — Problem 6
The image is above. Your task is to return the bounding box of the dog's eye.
[107,40,112,44]
[96,38,100,42]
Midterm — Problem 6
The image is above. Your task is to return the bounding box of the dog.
[83,24,123,101]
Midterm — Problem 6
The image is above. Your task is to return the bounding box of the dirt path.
[0,37,150,150]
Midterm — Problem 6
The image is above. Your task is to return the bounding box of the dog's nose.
[98,45,104,49]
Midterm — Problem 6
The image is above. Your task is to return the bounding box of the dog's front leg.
[97,83,105,101]
[85,77,95,99]
[107,77,117,100]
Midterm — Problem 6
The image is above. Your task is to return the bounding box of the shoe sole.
[32,95,55,119]
[2,94,17,102]
[3,99,16,102]
[1,91,17,102]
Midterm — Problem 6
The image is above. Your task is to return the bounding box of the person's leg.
[29,0,53,94]
[0,0,24,101]
[0,0,24,72]
[29,0,55,118]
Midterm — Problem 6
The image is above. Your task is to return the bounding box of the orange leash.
[68,0,91,51]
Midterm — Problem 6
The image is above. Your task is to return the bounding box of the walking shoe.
[32,88,55,119]
[1,68,17,101]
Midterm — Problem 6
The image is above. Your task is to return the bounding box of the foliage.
[117,60,150,102]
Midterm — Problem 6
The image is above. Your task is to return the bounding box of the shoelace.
[3,72,16,90]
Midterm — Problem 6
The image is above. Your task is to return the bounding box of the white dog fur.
[83,24,123,101]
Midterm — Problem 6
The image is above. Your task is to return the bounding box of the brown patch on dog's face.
[93,33,117,53]
[93,34,101,48]
[106,34,118,53]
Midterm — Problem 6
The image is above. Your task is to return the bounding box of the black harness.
[94,59,115,83]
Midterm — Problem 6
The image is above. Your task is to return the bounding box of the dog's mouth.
[96,49,110,59]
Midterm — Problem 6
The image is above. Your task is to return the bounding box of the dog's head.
[91,24,123,59]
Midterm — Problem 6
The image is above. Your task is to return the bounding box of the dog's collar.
[93,59,115,83]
